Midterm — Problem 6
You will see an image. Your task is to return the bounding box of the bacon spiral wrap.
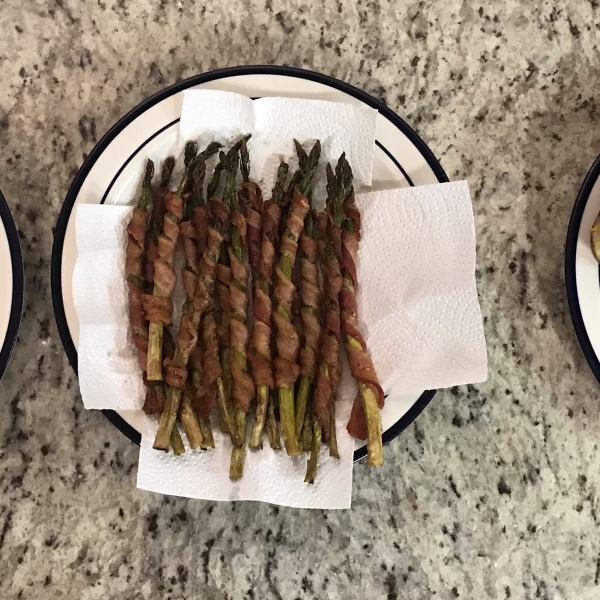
[340,199,385,439]
[229,210,255,413]
[273,189,310,388]
[142,191,183,325]
[126,207,149,355]
[313,211,343,433]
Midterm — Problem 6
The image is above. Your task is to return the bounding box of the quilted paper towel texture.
[137,366,355,510]
[73,204,146,410]
[178,90,378,205]
[354,180,487,395]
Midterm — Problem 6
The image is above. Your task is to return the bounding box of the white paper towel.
[72,180,487,508]
[73,204,145,410]
[354,181,487,393]
[179,90,378,203]
[137,363,355,509]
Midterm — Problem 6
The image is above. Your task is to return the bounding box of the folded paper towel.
[355,181,487,394]
[73,178,486,508]
[73,204,145,410]
[179,90,378,204]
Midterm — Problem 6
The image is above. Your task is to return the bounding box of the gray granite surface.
[0,1,599,598]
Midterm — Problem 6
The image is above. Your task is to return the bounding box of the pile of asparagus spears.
[124,137,384,482]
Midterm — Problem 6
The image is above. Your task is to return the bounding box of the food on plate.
[125,158,185,454]
[122,137,384,479]
[294,142,322,448]
[144,142,198,381]
[273,141,320,456]
[226,139,255,479]
[335,154,384,466]
[307,161,349,480]
[153,144,234,451]
[248,161,288,450]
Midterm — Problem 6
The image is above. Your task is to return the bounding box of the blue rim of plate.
[0,189,24,380]
[51,65,446,461]
[565,153,600,384]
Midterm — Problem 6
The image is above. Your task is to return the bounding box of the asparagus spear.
[266,388,282,450]
[186,149,222,449]
[248,161,289,449]
[229,138,255,479]
[274,140,321,456]
[304,418,322,483]
[334,154,384,466]
[126,158,189,455]
[153,146,235,451]
[294,142,321,441]
[176,143,221,448]
[146,142,198,381]
[126,160,154,356]
[309,165,345,478]
[196,157,238,441]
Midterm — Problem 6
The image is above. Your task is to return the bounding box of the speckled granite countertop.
[0,1,599,599]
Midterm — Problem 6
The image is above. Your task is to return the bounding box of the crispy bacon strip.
[126,206,149,356]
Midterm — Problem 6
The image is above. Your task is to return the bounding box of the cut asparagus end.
[279,386,301,456]
[230,409,247,479]
[359,383,383,466]
[305,421,322,483]
[266,391,282,450]
[329,401,339,459]
[170,426,185,455]
[146,322,164,381]
[295,376,310,439]
[153,386,183,451]
[230,445,246,480]
[198,416,215,449]
[346,335,383,466]
[301,408,313,452]
[216,376,240,445]
[250,385,269,449]
[179,391,204,449]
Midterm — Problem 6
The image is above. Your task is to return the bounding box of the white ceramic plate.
[566,154,600,385]
[0,188,23,380]
[51,66,447,461]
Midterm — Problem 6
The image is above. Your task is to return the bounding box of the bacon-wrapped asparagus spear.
[153,146,239,451]
[175,142,221,448]
[196,153,238,445]
[334,154,384,466]
[126,160,154,364]
[184,151,223,449]
[248,161,288,449]
[125,158,183,454]
[144,157,175,286]
[143,331,185,454]
[305,167,345,482]
[274,141,321,456]
[145,142,198,381]
[229,139,255,479]
[293,142,322,442]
